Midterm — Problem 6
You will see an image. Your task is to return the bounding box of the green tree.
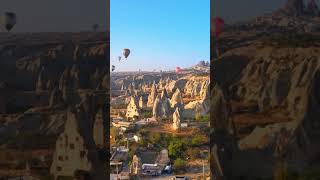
[168,138,185,159]
[173,158,186,172]
[150,132,162,145]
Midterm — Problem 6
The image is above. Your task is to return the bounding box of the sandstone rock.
[152,89,172,119]
[46,80,55,91]
[91,68,101,89]
[139,96,145,109]
[59,68,70,91]
[170,88,184,109]
[93,108,104,148]
[274,0,305,16]
[70,64,80,89]
[158,78,164,89]
[200,79,210,100]
[211,84,230,131]
[172,107,181,130]
[147,81,157,107]
[166,79,187,93]
[36,67,46,92]
[126,83,135,96]
[126,96,140,120]
[50,110,92,178]
[49,87,64,108]
[101,73,109,90]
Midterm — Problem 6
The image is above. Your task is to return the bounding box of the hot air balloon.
[1,12,16,32]
[112,65,115,72]
[118,56,122,62]
[175,67,182,73]
[122,48,130,59]
[213,17,224,58]
[213,17,224,37]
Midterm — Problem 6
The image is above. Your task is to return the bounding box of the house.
[130,149,169,177]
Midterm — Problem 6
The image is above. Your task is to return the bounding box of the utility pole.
[127,138,129,149]
[116,163,119,180]
[203,160,205,180]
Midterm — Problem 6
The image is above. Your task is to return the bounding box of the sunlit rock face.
[152,89,172,120]
[126,96,140,119]
[50,110,92,178]
[170,88,184,109]
[147,81,157,107]
[172,107,181,130]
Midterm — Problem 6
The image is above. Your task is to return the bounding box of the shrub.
[173,158,187,172]
[168,138,186,159]
[149,132,162,145]
[191,134,208,146]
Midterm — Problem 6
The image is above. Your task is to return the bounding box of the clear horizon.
[110,0,210,72]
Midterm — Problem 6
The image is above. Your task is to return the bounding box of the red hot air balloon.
[213,17,224,37]
[175,67,182,73]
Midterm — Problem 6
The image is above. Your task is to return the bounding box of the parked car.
[163,164,173,174]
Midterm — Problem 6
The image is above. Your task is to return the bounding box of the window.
[58,156,63,161]
[57,166,62,171]
[70,143,75,149]
[80,151,86,158]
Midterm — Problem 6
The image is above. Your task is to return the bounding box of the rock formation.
[170,88,184,109]
[185,79,202,96]
[147,81,157,107]
[50,110,92,178]
[130,155,142,175]
[158,78,164,89]
[172,107,181,130]
[199,79,210,100]
[275,0,305,16]
[307,0,320,16]
[36,67,46,92]
[0,33,109,179]
[49,87,64,108]
[126,96,140,120]
[152,89,172,119]
[211,33,320,178]
[93,109,104,148]
[139,96,145,109]
[126,83,135,97]
[46,80,55,91]
[59,68,70,91]
[70,64,80,89]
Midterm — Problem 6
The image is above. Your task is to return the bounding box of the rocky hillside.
[0,32,109,149]
[211,16,320,180]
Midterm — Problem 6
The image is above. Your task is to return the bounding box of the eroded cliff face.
[0,33,109,150]
[211,40,320,178]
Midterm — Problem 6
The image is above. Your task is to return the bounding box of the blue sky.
[111,0,210,72]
